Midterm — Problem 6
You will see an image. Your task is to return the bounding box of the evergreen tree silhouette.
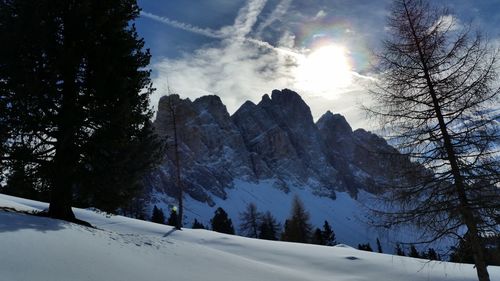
[258,211,281,240]
[281,195,312,243]
[192,219,206,229]
[167,209,178,226]
[151,205,165,224]
[210,207,235,235]
[322,220,337,246]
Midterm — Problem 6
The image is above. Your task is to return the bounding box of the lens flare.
[295,44,353,98]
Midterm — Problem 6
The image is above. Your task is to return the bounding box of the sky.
[135,0,500,129]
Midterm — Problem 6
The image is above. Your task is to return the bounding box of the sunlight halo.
[295,45,353,99]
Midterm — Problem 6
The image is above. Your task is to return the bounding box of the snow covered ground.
[1,194,498,281]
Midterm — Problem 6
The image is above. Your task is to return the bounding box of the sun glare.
[295,45,353,98]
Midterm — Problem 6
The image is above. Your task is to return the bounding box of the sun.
[295,45,353,98]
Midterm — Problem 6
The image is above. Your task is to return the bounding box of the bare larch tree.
[156,86,184,230]
[367,1,499,281]
[239,202,262,238]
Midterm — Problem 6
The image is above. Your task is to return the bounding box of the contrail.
[256,0,292,35]
[141,6,302,59]
[232,0,268,38]
[140,11,225,39]
[245,38,302,59]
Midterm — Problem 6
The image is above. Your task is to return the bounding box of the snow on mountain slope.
[1,194,498,281]
[151,179,428,254]
[152,179,379,246]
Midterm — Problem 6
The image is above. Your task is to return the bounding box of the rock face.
[149,89,409,205]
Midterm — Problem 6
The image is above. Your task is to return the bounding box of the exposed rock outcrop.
[148,89,410,205]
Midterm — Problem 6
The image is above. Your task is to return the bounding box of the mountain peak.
[193,95,231,123]
[194,95,223,106]
[317,111,352,134]
[261,93,271,104]
[270,89,305,107]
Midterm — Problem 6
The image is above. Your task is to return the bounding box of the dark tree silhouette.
[376,238,383,253]
[167,208,178,226]
[450,234,500,266]
[192,219,206,229]
[358,243,373,252]
[311,228,325,245]
[239,202,262,238]
[0,0,161,222]
[367,1,499,280]
[422,247,440,261]
[210,207,235,235]
[281,195,312,243]
[151,205,165,224]
[396,243,406,256]
[322,220,337,246]
[409,245,420,258]
[258,211,281,240]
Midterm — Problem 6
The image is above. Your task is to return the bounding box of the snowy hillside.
[151,179,409,252]
[1,194,498,281]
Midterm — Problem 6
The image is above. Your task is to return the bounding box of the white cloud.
[313,10,327,21]
[429,15,461,33]
[144,0,376,130]
[150,39,296,116]
[277,30,296,48]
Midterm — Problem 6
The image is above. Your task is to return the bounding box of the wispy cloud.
[232,0,268,37]
[313,10,327,21]
[429,15,461,33]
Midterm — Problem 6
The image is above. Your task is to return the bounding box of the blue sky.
[135,0,500,129]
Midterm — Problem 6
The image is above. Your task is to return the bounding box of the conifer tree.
[423,248,439,261]
[239,203,262,238]
[258,211,281,240]
[151,205,165,224]
[395,243,406,256]
[358,243,373,252]
[409,245,420,258]
[0,0,161,221]
[281,195,312,243]
[322,220,337,246]
[210,207,235,235]
[192,219,206,229]
[1,146,49,201]
[167,208,178,226]
[121,194,147,220]
[311,228,325,245]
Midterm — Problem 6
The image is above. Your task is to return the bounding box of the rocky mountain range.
[147,89,408,207]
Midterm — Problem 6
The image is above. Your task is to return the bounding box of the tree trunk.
[47,72,78,221]
[171,102,183,230]
[428,83,490,281]
[48,154,76,221]
[48,7,78,222]
[47,99,77,221]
